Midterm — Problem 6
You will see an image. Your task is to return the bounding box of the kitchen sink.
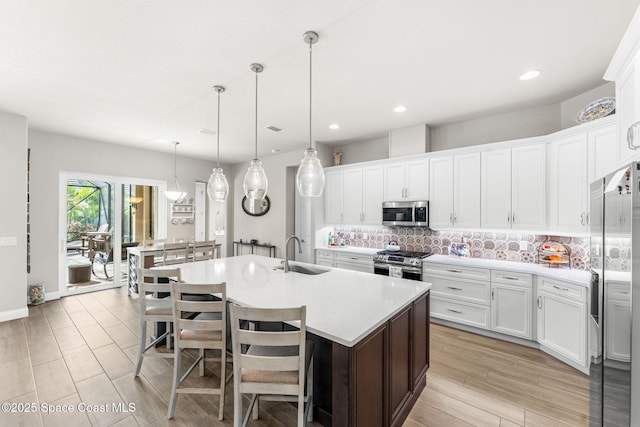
[274,264,329,275]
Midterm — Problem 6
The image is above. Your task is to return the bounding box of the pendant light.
[166,141,187,203]
[243,63,268,200]
[207,85,230,201]
[296,30,325,197]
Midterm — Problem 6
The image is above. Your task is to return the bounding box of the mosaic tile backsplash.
[332,226,591,270]
[590,237,631,272]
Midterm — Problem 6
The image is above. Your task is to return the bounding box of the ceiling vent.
[265,125,282,133]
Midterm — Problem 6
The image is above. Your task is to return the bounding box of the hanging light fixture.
[296,30,325,197]
[166,141,187,203]
[243,63,268,200]
[207,85,230,201]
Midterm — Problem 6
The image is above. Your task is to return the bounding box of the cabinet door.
[429,156,454,229]
[481,149,512,229]
[491,284,531,339]
[343,168,363,225]
[453,153,481,228]
[605,298,631,362]
[588,124,618,182]
[537,290,587,368]
[512,144,546,230]
[405,159,429,200]
[549,135,588,233]
[389,306,411,423]
[362,166,383,225]
[383,162,406,201]
[324,171,344,224]
[616,58,640,165]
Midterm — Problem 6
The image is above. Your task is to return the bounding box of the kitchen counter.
[424,254,590,286]
[177,254,430,347]
[175,254,431,426]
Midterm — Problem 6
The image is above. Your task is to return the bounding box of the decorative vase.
[334,151,342,166]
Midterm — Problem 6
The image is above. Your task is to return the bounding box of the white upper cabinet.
[588,122,617,182]
[429,153,480,229]
[481,145,546,230]
[383,159,428,201]
[613,56,640,165]
[324,170,344,225]
[549,134,589,233]
[343,169,363,225]
[362,166,383,225]
[325,165,383,226]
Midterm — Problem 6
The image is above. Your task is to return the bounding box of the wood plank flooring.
[0,287,591,426]
[405,324,591,427]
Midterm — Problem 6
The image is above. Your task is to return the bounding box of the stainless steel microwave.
[382,201,429,227]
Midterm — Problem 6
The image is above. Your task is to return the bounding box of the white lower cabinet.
[315,249,373,273]
[490,270,532,339]
[605,281,631,362]
[536,277,588,373]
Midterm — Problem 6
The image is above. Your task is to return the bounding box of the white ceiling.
[1,0,638,163]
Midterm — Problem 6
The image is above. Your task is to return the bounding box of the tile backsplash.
[332,226,591,270]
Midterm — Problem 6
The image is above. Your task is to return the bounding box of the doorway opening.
[60,172,165,296]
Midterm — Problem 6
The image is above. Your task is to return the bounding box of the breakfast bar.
[176,254,432,427]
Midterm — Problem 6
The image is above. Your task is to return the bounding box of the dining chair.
[133,267,180,377]
[229,304,314,427]
[162,242,190,265]
[167,281,229,420]
[191,240,216,262]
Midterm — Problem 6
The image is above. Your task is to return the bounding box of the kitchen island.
[176,255,431,427]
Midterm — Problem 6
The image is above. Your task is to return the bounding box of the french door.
[59,171,166,296]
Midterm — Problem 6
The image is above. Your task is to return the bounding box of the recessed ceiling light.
[329,123,340,130]
[393,105,407,113]
[519,70,541,81]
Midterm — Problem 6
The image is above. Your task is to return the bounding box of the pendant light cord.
[173,142,178,180]
[309,39,313,150]
[216,90,221,168]
[254,70,259,160]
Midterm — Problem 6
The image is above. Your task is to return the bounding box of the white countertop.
[175,255,431,347]
[424,255,591,286]
[315,246,379,256]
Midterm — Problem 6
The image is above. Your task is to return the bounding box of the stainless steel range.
[373,250,432,281]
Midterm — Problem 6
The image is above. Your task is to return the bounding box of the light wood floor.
[0,287,591,426]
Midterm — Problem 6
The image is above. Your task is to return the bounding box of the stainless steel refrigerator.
[590,162,639,426]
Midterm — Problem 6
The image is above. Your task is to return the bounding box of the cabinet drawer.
[537,278,586,302]
[423,263,490,282]
[334,252,372,265]
[607,281,631,299]
[431,297,490,330]
[491,270,532,287]
[426,276,490,305]
[316,250,334,261]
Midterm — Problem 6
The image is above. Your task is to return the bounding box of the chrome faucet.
[283,235,302,273]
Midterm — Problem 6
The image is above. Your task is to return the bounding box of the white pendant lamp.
[166,141,187,203]
[296,30,325,197]
[207,85,230,201]
[243,63,268,200]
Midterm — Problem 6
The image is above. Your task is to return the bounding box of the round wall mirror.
[241,196,270,217]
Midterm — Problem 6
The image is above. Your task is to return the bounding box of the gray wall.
[335,136,389,166]
[0,110,28,320]
[28,130,219,296]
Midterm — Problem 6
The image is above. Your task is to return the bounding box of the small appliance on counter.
[536,240,571,268]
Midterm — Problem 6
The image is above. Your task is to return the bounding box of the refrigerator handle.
[537,296,542,309]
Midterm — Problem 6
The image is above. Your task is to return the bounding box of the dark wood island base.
[310,291,430,427]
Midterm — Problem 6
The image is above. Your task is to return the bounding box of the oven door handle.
[401,266,422,274]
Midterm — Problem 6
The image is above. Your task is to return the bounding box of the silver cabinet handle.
[502,276,520,281]
[447,308,462,314]
[453,213,457,224]
[446,286,462,291]
[537,296,542,309]
[586,213,590,225]
[491,289,495,300]
[552,284,569,292]
[512,213,515,224]
[446,269,463,273]
[580,212,585,226]
[627,122,640,150]
[449,213,453,223]
[507,212,511,224]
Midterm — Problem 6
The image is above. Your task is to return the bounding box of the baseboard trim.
[45,291,62,301]
[0,307,29,322]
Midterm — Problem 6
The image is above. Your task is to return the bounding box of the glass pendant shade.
[166,178,187,203]
[207,167,229,201]
[296,147,325,197]
[243,159,268,200]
